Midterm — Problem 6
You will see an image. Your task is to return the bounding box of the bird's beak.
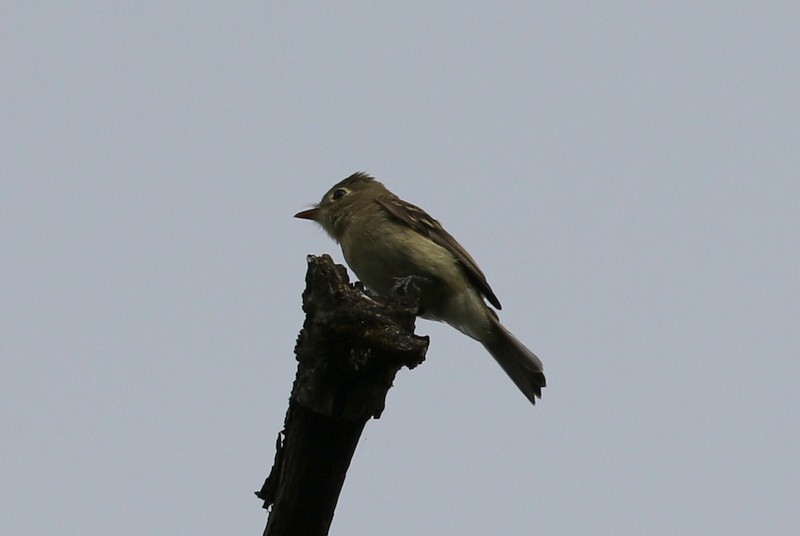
[294,207,320,221]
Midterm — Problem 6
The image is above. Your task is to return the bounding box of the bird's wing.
[375,194,502,310]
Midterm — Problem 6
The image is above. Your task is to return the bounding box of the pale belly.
[340,226,491,340]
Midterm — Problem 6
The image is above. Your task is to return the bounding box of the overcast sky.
[3,2,799,535]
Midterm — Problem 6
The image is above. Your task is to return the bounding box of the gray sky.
[3,2,798,535]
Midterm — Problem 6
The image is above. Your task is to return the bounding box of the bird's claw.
[391,275,432,297]
[390,276,433,314]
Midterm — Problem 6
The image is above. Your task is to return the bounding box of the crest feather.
[340,171,375,186]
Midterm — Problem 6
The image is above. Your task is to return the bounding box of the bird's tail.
[482,317,546,405]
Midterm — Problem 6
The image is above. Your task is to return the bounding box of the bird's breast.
[340,222,466,311]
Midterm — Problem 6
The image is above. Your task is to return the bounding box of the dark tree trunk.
[256,255,428,536]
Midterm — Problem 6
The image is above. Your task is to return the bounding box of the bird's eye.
[332,188,348,200]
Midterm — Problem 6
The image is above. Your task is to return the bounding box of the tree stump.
[256,254,429,536]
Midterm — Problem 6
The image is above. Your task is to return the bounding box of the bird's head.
[294,172,385,241]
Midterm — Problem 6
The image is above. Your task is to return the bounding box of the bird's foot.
[391,275,431,296]
[390,275,432,313]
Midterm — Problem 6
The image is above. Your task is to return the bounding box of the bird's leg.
[390,275,432,314]
[391,275,432,296]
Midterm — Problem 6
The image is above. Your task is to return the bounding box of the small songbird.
[295,172,546,404]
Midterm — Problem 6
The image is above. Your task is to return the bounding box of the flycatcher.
[295,172,546,404]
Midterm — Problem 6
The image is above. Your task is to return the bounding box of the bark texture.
[256,254,428,536]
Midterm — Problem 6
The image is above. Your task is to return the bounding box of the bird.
[294,172,545,404]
